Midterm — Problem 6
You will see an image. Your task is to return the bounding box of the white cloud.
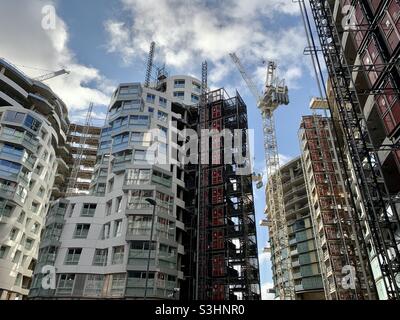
[261,282,276,300]
[105,0,307,89]
[0,0,114,117]
[258,250,271,266]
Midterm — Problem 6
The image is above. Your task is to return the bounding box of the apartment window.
[73,224,90,239]
[112,246,125,264]
[12,250,21,263]
[37,186,45,198]
[125,169,151,185]
[0,246,10,259]
[114,220,123,237]
[127,216,152,236]
[146,94,156,104]
[0,143,23,159]
[133,150,147,163]
[31,222,40,234]
[173,91,184,100]
[81,203,97,217]
[57,274,75,295]
[113,132,129,147]
[159,97,167,107]
[0,202,13,218]
[157,110,168,122]
[119,85,139,95]
[0,159,21,178]
[115,197,122,213]
[84,274,104,297]
[9,228,19,241]
[127,190,154,210]
[123,100,142,111]
[129,115,149,127]
[25,238,34,250]
[148,107,154,114]
[174,79,185,88]
[4,111,25,123]
[92,249,108,266]
[106,201,112,216]
[64,248,82,265]
[191,94,199,103]
[110,273,126,296]
[41,150,48,161]
[24,115,41,132]
[131,132,152,146]
[17,211,25,223]
[101,223,111,240]
[192,81,201,93]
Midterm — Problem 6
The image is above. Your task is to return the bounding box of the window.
[0,159,21,178]
[192,82,201,92]
[131,132,152,146]
[65,248,82,265]
[123,100,142,111]
[146,94,156,104]
[127,216,152,236]
[125,169,151,185]
[114,220,123,237]
[191,94,199,103]
[174,79,185,88]
[81,203,97,217]
[4,111,25,123]
[111,273,126,296]
[0,246,10,259]
[379,0,400,52]
[173,91,184,100]
[25,238,34,250]
[106,201,112,216]
[157,110,168,122]
[17,211,25,223]
[119,85,139,95]
[112,246,125,264]
[57,274,75,295]
[129,115,149,127]
[127,190,154,210]
[31,222,40,234]
[101,223,111,240]
[0,143,23,159]
[84,274,104,297]
[133,150,147,163]
[115,197,122,213]
[113,133,129,146]
[93,249,108,266]
[159,97,167,107]
[112,116,128,130]
[74,224,90,239]
[12,250,21,263]
[148,107,154,114]
[9,228,19,241]
[24,115,41,132]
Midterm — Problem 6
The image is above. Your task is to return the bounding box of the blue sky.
[0,0,322,299]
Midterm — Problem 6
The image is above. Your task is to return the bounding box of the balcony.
[0,131,38,153]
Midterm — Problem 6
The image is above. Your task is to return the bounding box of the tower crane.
[33,69,70,82]
[229,53,294,300]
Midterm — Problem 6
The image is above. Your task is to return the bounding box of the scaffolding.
[195,88,260,300]
[66,103,94,196]
[307,0,400,299]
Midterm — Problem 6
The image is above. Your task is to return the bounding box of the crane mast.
[230,53,294,300]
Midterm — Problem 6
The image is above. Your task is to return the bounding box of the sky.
[0,0,323,300]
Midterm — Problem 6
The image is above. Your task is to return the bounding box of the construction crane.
[33,69,70,82]
[66,102,94,197]
[229,53,294,300]
[144,41,155,88]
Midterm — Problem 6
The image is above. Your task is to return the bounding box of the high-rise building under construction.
[302,0,400,299]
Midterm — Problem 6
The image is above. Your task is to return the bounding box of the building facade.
[0,58,70,299]
[309,0,400,299]
[263,156,325,300]
[299,114,377,300]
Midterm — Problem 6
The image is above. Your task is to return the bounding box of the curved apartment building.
[29,75,202,299]
[0,58,70,299]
